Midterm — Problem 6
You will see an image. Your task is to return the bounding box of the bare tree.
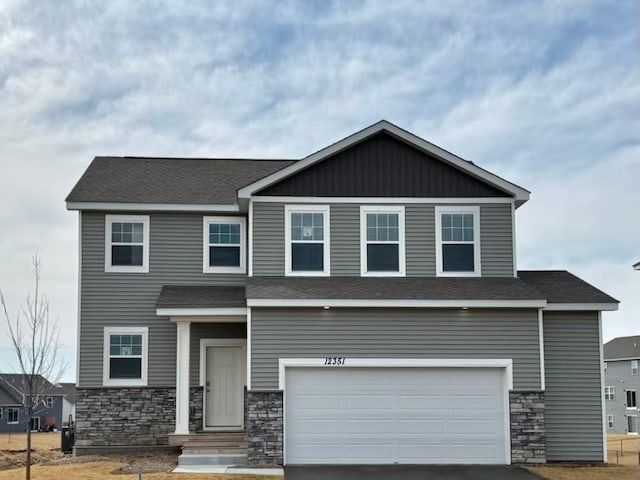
[1,254,66,480]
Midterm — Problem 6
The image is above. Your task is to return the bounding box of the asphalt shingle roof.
[156,285,246,309]
[66,157,295,205]
[604,336,640,360]
[246,276,545,300]
[0,374,61,398]
[517,270,618,304]
[55,382,77,404]
[0,385,21,406]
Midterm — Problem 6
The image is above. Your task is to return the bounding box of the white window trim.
[360,205,406,277]
[605,386,615,401]
[607,414,614,428]
[7,407,19,424]
[284,205,330,277]
[104,215,150,273]
[627,389,637,410]
[435,206,481,277]
[632,360,638,375]
[103,326,149,387]
[203,216,246,274]
[0,407,3,419]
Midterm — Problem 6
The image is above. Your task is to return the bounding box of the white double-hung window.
[285,205,330,276]
[605,386,615,400]
[105,215,150,273]
[360,206,405,276]
[203,217,246,273]
[435,206,481,277]
[103,327,148,386]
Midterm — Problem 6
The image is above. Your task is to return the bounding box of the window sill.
[103,380,147,387]
[203,267,246,274]
[361,271,406,277]
[285,271,330,277]
[105,266,149,274]
[436,271,482,278]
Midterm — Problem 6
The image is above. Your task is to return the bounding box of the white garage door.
[284,366,508,465]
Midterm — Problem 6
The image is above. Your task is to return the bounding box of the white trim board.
[543,303,618,311]
[247,299,547,308]
[538,309,546,391]
[360,205,406,277]
[284,204,331,276]
[238,120,529,205]
[157,307,247,317]
[434,205,481,278]
[598,312,607,462]
[67,202,240,212]
[252,196,516,204]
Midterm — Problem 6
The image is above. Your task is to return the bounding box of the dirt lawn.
[528,465,638,480]
[0,433,60,452]
[607,434,640,466]
[0,461,282,480]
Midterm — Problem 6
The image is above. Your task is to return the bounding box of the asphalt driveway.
[285,465,542,480]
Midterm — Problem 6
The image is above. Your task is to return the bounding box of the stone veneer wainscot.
[247,390,283,466]
[510,391,546,463]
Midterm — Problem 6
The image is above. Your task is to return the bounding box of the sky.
[0,0,638,383]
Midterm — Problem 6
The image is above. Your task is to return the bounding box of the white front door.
[205,345,243,428]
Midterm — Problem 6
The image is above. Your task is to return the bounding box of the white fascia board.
[278,357,514,390]
[156,307,248,316]
[247,299,546,308]
[67,202,240,212]
[238,120,529,203]
[543,303,619,311]
[252,196,515,204]
[603,357,640,362]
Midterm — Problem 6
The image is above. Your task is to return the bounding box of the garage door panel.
[285,366,507,465]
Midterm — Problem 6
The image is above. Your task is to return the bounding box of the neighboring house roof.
[156,285,246,309]
[0,374,64,398]
[66,157,295,208]
[517,271,619,305]
[55,383,77,404]
[604,335,640,360]
[634,261,640,270]
[238,120,531,206]
[0,385,21,406]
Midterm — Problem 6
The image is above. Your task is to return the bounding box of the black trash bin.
[61,426,74,454]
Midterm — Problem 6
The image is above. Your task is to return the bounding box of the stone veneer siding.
[75,387,175,447]
[510,391,546,463]
[247,390,283,466]
[189,386,204,433]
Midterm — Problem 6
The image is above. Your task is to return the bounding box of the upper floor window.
[435,206,480,277]
[203,217,246,274]
[632,360,638,375]
[285,205,330,276]
[604,362,608,373]
[605,386,615,400]
[46,397,53,408]
[626,390,637,408]
[607,414,614,428]
[105,215,150,273]
[103,327,148,386]
[360,206,405,276]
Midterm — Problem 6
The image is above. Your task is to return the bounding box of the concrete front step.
[182,447,247,455]
[183,440,246,447]
[178,453,248,466]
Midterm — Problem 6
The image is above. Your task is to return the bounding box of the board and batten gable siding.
[543,311,604,461]
[252,202,513,277]
[79,212,247,387]
[250,308,540,390]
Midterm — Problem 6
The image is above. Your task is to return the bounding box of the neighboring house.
[0,374,65,432]
[66,120,618,465]
[604,335,640,434]
[56,383,77,426]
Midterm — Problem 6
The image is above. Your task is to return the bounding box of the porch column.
[175,320,191,435]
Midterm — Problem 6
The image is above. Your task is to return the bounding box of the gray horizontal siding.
[79,212,247,387]
[251,308,540,390]
[604,360,640,433]
[544,311,604,461]
[252,202,513,277]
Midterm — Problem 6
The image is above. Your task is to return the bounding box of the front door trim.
[200,338,247,431]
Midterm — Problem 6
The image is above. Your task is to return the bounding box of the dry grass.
[608,434,640,466]
[0,461,281,480]
[0,433,60,452]
[528,465,638,480]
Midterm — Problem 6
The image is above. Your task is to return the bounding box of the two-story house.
[604,335,640,434]
[66,120,618,466]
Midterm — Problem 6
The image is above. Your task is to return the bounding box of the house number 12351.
[324,357,345,365]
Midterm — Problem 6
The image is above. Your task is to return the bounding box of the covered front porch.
[155,285,248,441]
